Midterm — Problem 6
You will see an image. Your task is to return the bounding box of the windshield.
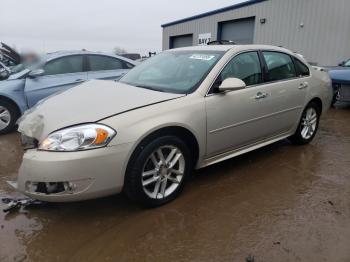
[344,59,350,67]
[120,51,224,94]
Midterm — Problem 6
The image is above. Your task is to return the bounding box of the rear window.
[88,55,125,71]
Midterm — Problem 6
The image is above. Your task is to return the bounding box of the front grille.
[339,84,350,101]
[20,134,39,150]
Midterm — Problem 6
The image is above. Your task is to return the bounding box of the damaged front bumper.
[15,143,133,202]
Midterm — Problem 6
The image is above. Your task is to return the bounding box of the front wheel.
[289,102,321,145]
[124,136,192,207]
[0,100,19,135]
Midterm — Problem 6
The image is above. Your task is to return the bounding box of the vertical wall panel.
[162,0,350,65]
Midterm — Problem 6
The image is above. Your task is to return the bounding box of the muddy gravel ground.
[0,106,349,262]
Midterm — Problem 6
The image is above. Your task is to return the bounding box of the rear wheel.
[124,136,192,207]
[0,100,19,135]
[289,102,320,145]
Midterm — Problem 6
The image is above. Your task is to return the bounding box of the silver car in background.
[14,45,332,207]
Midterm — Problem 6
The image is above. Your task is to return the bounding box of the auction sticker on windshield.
[189,54,215,61]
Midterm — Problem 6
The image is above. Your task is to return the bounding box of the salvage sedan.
[13,45,332,207]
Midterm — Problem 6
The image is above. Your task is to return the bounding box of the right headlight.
[39,124,116,152]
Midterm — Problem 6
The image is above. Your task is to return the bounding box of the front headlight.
[39,124,116,152]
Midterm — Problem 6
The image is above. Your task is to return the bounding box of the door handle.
[75,79,85,82]
[255,92,268,100]
[299,82,308,89]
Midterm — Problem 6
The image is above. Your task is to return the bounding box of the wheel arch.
[126,125,200,173]
[0,95,21,116]
[308,97,323,114]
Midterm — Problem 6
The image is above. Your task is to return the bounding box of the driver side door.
[24,55,87,108]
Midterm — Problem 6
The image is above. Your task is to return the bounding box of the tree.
[113,47,127,55]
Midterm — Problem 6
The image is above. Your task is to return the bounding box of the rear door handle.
[299,82,308,89]
[255,92,268,100]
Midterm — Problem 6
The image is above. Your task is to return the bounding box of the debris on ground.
[1,197,45,213]
[328,200,334,206]
[245,254,255,262]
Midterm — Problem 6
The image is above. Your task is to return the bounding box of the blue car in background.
[0,50,136,134]
[329,58,350,106]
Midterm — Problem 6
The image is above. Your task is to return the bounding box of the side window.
[44,56,83,76]
[219,52,263,87]
[88,55,125,71]
[294,59,310,77]
[263,52,296,81]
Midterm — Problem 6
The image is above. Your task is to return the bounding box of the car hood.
[329,69,350,84]
[18,80,184,141]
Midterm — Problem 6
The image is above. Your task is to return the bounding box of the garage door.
[170,34,193,49]
[219,17,255,44]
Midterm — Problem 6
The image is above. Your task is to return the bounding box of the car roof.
[43,50,137,64]
[167,44,295,55]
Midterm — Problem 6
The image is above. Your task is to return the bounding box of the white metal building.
[161,0,350,66]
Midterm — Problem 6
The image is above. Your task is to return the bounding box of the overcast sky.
[0,0,244,55]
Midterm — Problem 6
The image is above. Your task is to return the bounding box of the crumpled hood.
[18,80,184,141]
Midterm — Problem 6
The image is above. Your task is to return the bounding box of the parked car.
[328,59,350,106]
[13,45,332,207]
[337,58,350,68]
[0,50,137,134]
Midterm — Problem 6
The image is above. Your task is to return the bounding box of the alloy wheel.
[300,107,318,140]
[0,106,11,131]
[142,145,185,199]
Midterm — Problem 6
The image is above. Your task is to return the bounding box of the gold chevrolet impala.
[13,45,332,206]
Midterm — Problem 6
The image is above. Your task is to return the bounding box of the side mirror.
[218,78,246,92]
[338,61,345,66]
[28,69,45,78]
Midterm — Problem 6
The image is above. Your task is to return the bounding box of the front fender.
[100,94,206,171]
[0,79,27,113]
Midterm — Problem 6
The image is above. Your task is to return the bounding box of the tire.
[124,135,193,207]
[0,100,19,135]
[289,102,321,145]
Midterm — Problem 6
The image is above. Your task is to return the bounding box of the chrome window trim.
[205,49,312,97]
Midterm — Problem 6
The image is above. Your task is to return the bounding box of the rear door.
[86,55,132,81]
[24,55,87,107]
[261,51,309,130]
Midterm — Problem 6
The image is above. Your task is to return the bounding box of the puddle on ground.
[0,106,349,261]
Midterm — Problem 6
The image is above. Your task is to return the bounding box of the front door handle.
[299,82,308,89]
[255,92,268,100]
[75,79,85,82]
